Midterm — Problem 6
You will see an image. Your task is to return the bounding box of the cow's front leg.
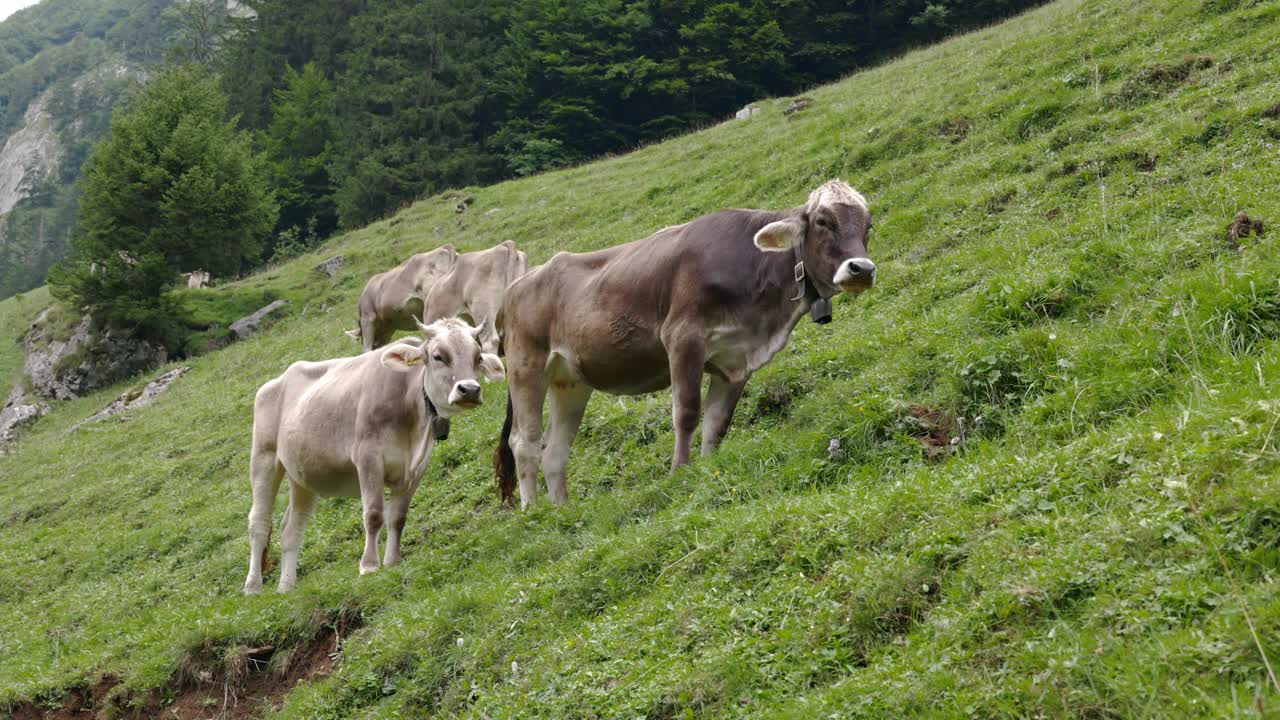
[355,453,386,575]
[383,486,413,567]
[509,358,548,509]
[701,375,747,456]
[277,484,317,592]
[666,339,706,471]
[544,380,592,504]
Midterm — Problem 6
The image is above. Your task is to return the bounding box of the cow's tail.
[494,386,517,505]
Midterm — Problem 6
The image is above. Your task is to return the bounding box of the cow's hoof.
[277,581,295,593]
[243,579,263,595]
[359,563,380,575]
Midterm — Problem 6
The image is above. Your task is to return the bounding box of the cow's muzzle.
[833,258,876,294]
[450,380,483,408]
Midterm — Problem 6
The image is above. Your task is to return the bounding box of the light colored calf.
[244,318,505,593]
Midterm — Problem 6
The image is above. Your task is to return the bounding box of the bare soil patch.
[8,614,359,720]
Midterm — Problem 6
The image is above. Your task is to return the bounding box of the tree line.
[48,0,1044,347]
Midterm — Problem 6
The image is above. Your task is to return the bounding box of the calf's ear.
[381,345,425,372]
[753,218,805,252]
[479,353,506,382]
[344,328,361,342]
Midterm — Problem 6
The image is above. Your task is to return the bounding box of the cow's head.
[752,179,875,297]
[381,318,505,418]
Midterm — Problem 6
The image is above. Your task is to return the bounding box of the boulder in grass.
[231,300,289,339]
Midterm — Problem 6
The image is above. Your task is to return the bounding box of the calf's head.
[381,318,505,417]
[753,179,875,296]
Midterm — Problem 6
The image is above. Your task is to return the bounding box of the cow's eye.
[815,217,832,230]
[432,353,446,363]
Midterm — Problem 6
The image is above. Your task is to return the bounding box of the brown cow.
[244,318,505,593]
[346,246,458,352]
[494,180,875,507]
[423,240,530,355]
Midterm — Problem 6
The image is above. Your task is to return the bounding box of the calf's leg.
[277,483,317,592]
[543,380,592,505]
[383,486,414,567]
[244,448,284,594]
[701,375,747,456]
[355,452,387,574]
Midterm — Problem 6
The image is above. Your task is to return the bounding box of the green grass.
[4,0,1280,716]
[0,285,50,392]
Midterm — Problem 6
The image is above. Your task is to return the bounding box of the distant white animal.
[243,317,505,593]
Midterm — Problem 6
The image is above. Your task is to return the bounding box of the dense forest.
[1,0,1044,306]
[220,0,1047,231]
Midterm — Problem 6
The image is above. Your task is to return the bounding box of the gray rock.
[230,300,289,339]
[313,255,344,277]
[75,366,190,429]
[734,104,761,120]
[23,310,167,401]
[0,384,49,452]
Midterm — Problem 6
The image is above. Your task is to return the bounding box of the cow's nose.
[454,380,482,402]
[844,258,876,278]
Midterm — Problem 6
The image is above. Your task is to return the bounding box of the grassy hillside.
[3,0,1280,716]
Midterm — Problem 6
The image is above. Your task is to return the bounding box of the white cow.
[243,318,505,593]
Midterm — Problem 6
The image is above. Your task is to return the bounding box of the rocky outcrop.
[23,310,168,401]
[230,300,289,339]
[74,366,190,429]
[313,255,344,277]
[0,96,60,216]
[0,385,49,453]
[734,104,761,120]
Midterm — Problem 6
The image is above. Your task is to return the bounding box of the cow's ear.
[344,328,361,342]
[382,345,424,372]
[753,218,804,252]
[479,353,506,382]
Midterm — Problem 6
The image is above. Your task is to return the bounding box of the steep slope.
[2,0,1279,717]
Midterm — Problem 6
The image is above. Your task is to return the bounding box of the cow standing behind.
[244,318,505,593]
[346,246,457,352]
[494,180,875,507]
[423,240,530,355]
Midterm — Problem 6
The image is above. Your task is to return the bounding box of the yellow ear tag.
[405,354,421,366]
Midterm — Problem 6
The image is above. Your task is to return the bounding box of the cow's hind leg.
[701,375,747,456]
[543,379,592,505]
[244,448,284,594]
[509,353,548,508]
[665,337,706,471]
[277,483,317,592]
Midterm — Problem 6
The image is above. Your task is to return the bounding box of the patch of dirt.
[8,614,360,720]
[1263,104,1280,120]
[1228,211,1265,243]
[1129,151,1158,172]
[905,404,954,459]
[938,116,972,143]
